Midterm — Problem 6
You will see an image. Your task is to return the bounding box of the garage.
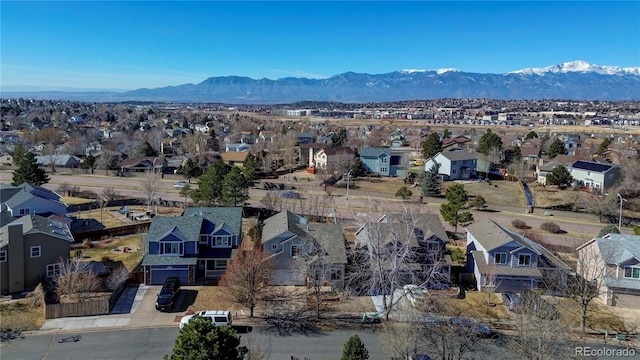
[612,289,640,308]
[141,257,197,285]
[148,265,189,285]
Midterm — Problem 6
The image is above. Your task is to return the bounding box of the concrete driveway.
[128,285,181,328]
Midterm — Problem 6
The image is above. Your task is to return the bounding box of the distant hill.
[4,61,640,103]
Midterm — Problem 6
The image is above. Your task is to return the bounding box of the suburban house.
[0,153,13,167]
[355,212,453,285]
[576,233,640,308]
[359,147,391,177]
[536,159,571,185]
[442,135,472,150]
[570,160,621,191]
[466,219,570,293]
[140,207,243,285]
[119,157,167,173]
[312,147,356,172]
[299,143,328,170]
[225,143,250,152]
[35,154,81,169]
[220,151,250,168]
[424,148,478,181]
[520,146,542,164]
[261,211,347,289]
[295,132,313,145]
[0,183,67,219]
[0,215,74,294]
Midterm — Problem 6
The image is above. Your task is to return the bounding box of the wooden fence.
[45,298,110,319]
[73,221,152,241]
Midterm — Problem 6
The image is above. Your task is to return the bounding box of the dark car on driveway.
[502,291,522,312]
[155,277,181,311]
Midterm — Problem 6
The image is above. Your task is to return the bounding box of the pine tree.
[221,166,249,207]
[477,129,503,156]
[395,186,412,201]
[165,316,247,360]
[439,183,473,232]
[192,160,230,206]
[12,151,49,186]
[421,132,442,159]
[421,164,442,197]
[242,155,259,184]
[546,165,573,186]
[341,334,369,360]
[178,158,202,183]
[547,138,568,159]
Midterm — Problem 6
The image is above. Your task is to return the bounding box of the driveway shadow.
[172,290,198,313]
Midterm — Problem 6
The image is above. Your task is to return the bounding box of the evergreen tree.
[525,131,538,140]
[12,151,49,186]
[395,186,412,201]
[165,316,247,360]
[469,194,487,211]
[598,224,620,238]
[139,141,159,157]
[221,166,249,207]
[547,138,568,159]
[598,137,613,154]
[349,160,367,178]
[330,128,348,147]
[477,129,503,156]
[81,154,96,174]
[509,145,522,164]
[421,164,442,197]
[191,160,230,206]
[442,128,451,139]
[341,334,369,360]
[178,158,202,183]
[12,144,26,166]
[546,165,573,186]
[421,132,442,159]
[439,183,473,232]
[242,155,259,184]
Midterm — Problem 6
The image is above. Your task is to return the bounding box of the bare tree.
[260,191,281,213]
[298,235,336,320]
[378,322,424,360]
[105,264,130,291]
[483,264,500,306]
[219,245,274,318]
[245,337,270,360]
[55,259,101,302]
[102,187,121,201]
[139,169,158,214]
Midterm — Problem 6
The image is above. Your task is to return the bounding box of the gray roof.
[595,234,640,266]
[141,254,198,266]
[308,223,347,264]
[439,148,478,161]
[1,182,65,209]
[538,160,569,172]
[146,207,242,242]
[466,219,570,270]
[0,214,74,248]
[356,213,448,249]
[359,147,390,158]
[35,154,80,166]
[261,210,308,244]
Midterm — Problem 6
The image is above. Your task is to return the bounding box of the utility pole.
[617,193,627,232]
[346,169,353,208]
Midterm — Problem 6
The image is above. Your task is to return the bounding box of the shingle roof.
[220,151,249,162]
[319,147,355,156]
[359,147,390,158]
[595,234,640,266]
[308,223,347,264]
[538,160,569,172]
[146,207,242,242]
[261,210,308,244]
[439,148,478,161]
[520,146,541,157]
[571,160,614,173]
[0,214,74,247]
[141,254,198,266]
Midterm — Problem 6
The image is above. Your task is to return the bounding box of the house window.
[161,242,183,255]
[0,250,6,262]
[426,242,439,252]
[214,236,230,247]
[214,259,227,269]
[291,245,302,258]
[19,208,30,215]
[47,263,60,278]
[381,157,387,163]
[199,235,208,245]
[271,244,278,251]
[331,269,342,281]
[494,253,507,265]
[624,266,640,279]
[30,246,41,258]
[518,254,531,266]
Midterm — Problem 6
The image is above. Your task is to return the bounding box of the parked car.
[502,291,522,312]
[155,277,181,311]
[281,191,301,199]
[403,284,428,306]
[179,310,232,329]
[449,317,494,338]
[173,181,187,189]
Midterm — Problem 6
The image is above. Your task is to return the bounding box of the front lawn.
[0,299,45,332]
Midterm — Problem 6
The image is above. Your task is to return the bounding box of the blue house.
[359,147,391,176]
[141,207,243,285]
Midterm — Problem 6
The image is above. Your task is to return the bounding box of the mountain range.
[3,61,640,103]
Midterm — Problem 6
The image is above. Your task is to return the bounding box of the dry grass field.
[77,234,145,271]
[0,300,45,332]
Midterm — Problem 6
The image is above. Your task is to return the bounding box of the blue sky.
[2,1,639,90]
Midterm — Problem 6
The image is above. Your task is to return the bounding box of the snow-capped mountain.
[4,61,639,103]
[510,60,640,76]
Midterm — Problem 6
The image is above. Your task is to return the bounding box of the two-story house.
[424,148,478,181]
[0,182,67,220]
[466,219,570,293]
[576,233,640,308]
[220,151,251,168]
[359,147,391,177]
[0,215,74,294]
[261,211,347,289]
[313,147,356,172]
[355,212,452,285]
[536,159,571,185]
[141,207,243,285]
[569,160,621,191]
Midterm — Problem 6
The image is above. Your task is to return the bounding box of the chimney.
[7,223,25,293]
